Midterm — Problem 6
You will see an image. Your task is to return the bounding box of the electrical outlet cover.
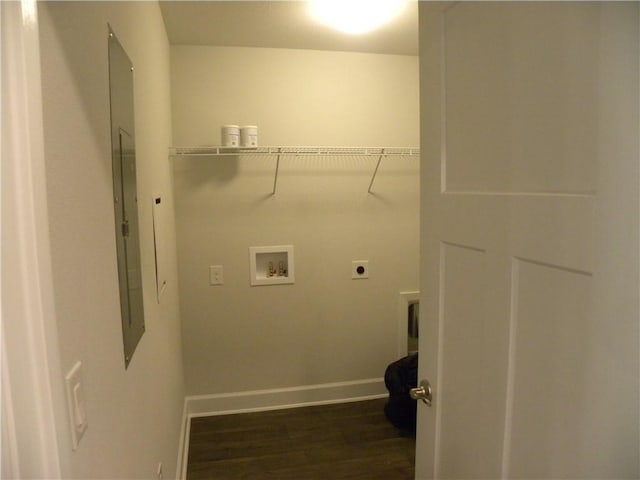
[209,265,224,285]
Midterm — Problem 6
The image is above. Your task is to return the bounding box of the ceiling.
[159,1,419,56]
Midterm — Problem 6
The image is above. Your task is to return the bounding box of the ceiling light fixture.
[308,0,408,35]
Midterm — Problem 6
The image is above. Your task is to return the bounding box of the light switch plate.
[65,361,88,450]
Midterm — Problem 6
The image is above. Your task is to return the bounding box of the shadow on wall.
[173,155,241,188]
[172,155,418,205]
[42,2,114,180]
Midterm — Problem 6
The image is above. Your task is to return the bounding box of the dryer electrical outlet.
[352,260,369,279]
[65,361,88,449]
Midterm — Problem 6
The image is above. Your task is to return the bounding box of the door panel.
[443,3,599,195]
[437,243,505,477]
[507,259,592,477]
[416,3,639,479]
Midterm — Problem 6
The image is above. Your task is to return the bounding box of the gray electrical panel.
[108,27,145,369]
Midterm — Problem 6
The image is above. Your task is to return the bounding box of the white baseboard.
[186,377,386,417]
[175,378,387,478]
[175,400,190,480]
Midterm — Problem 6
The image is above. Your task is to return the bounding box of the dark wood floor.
[187,398,415,480]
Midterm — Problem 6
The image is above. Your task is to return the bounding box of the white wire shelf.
[169,146,420,157]
[169,145,420,194]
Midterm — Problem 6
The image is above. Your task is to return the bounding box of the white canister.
[240,125,258,148]
[221,125,240,147]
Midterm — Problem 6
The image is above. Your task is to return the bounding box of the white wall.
[171,46,419,397]
[171,46,419,147]
[37,2,184,478]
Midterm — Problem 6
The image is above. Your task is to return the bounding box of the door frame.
[1,1,64,476]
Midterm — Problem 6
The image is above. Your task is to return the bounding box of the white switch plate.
[209,265,224,285]
[352,260,369,279]
[65,361,88,450]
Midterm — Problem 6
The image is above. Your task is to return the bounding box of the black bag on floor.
[383,353,418,432]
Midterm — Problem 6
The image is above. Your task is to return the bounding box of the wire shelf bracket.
[368,150,386,194]
[169,146,420,194]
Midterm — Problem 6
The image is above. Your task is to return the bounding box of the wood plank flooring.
[187,398,415,480]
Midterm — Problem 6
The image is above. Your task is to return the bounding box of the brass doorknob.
[410,380,433,406]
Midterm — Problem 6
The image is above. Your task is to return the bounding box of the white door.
[415,3,639,479]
